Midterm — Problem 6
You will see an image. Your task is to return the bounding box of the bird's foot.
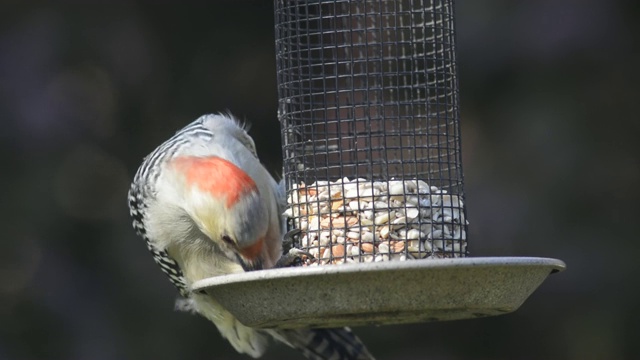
[281,229,302,253]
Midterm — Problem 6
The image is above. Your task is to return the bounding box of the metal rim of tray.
[192,257,566,329]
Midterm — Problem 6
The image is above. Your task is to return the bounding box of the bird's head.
[169,155,270,268]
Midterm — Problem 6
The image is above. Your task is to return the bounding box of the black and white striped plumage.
[127,114,374,360]
[128,117,225,297]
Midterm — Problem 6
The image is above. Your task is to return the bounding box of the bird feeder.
[193,0,565,329]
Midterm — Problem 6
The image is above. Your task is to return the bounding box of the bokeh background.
[1,1,638,359]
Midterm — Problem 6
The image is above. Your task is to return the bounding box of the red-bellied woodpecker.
[127,113,374,360]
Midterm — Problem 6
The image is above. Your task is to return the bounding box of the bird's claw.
[282,228,302,253]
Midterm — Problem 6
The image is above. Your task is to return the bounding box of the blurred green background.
[1,1,637,359]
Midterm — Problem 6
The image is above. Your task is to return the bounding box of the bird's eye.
[221,235,235,246]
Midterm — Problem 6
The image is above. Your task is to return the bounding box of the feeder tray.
[192,1,566,331]
[191,257,565,329]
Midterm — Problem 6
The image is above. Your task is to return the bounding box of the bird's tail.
[270,327,374,360]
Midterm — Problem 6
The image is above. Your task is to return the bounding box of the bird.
[127,113,374,360]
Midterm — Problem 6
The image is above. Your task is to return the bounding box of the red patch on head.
[239,236,265,261]
[172,156,257,207]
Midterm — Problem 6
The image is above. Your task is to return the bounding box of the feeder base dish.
[191,257,565,329]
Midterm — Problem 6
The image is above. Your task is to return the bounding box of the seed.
[346,231,361,240]
[360,243,374,253]
[389,182,405,195]
[405,208,419,220]
[406,229,423,240]
[285,178,468,265]
[392,216,408,225]
[331,200,344,210]
[361,232,374,242]
[393,241,405,252]
[379,226,390,239]
[374,211,395,225]
[332,244,345,258]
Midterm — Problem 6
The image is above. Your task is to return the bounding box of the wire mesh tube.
[275,0,467,264]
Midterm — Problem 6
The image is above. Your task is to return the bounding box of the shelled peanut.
[284,178,468,266]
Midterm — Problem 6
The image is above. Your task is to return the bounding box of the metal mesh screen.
[275,0,468,263]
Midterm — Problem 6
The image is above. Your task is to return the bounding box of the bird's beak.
[238,236,265,262]
[236,237,265,271]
